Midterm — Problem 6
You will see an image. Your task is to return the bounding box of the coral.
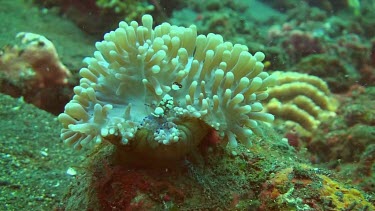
[308,86,375,162]
[359,64,375,86]
[0,32,71,88]
[0,32,72,113]
[307,86,375,193]
[310,89,375,155]
[58,15,276,161]
[258,166,310,210]
[265,71,337,135]
[258,164,375,211]
[281,29,325,64]
[32,0,156,36]
[263,0,348,14]
[95,0,154,22]
[291,54,360,93]
[310,124,375,163]
[171,0,280,56]
[353,144,375,192]
[290,32,371,93]
[265,4,373,81]
[328,33,370,69]
[267,19,327,68]
[343,100,375,126]
[319,175,374,210]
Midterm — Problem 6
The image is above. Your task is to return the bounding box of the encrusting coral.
[265,71,337,134]
[58,14,276,161]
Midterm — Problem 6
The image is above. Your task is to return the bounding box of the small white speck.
[231,150,238,156]
[11,106,21,111]
[40,151,48,157]
[66,167,77,176]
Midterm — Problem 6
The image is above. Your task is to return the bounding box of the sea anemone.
[58,15,275,161]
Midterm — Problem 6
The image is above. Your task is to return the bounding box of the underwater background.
[0,0,374,210]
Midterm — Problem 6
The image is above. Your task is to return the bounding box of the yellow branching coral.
[58,15,275,160]
[265,71,337,133]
